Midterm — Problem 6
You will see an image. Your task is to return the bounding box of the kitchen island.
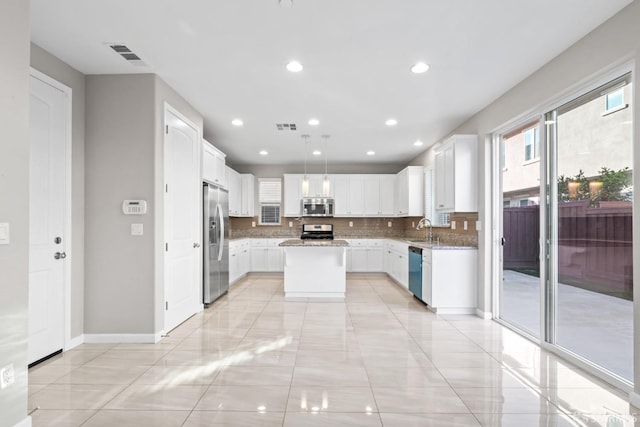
[279,239,349,298]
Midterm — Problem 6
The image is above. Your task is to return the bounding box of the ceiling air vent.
[107,43,148,67]
[276,123,297,131]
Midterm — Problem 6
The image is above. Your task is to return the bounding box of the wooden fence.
[503,201,632,299]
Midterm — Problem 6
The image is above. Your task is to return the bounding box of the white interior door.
[28,73,68,364]
[164,107,201,332]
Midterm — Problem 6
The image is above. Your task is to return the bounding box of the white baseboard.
[629,391,640,409]
[66,334,84,350]
[84,333,162,344]
[13,415,32,427]
[475,308,492,319]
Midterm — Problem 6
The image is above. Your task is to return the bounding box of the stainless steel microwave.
[301,197,334,217]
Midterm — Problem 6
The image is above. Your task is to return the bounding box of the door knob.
[54,252,67,260]
[193,243,201,248]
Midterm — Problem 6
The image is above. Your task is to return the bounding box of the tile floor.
[29,273,639,426]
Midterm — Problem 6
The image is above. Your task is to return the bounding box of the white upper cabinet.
[227,166,254,217]
[332,175,349,216]
[283,174,302,217]
[286,173,397,217]
[227,166,241,215]
[434,134,477,213]
[202,140,226,188]
[240,174,255,216]
[364,174,395,216]
[395,166,424,217]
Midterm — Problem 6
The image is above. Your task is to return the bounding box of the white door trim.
[29,68,74,352]
[162,102,203,333]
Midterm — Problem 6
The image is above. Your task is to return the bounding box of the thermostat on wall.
[122,200,148,215]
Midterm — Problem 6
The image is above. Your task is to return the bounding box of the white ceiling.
[31,0,632,166]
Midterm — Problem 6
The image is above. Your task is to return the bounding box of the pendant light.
[301,134,310,197]
[321,135,331,196]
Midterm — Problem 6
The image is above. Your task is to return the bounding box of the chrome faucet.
[416,217,433,242]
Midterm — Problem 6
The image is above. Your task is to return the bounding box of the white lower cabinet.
[229,239,250,284]
[346,239,384,272]
[384,240,409,288]
[422,248,477,314]
[250,239,284,272]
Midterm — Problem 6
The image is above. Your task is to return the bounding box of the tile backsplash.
[230,213,478,247]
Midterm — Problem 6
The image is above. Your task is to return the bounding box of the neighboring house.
[502,84,633,206]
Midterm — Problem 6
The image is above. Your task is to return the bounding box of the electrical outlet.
[251,221,256,228]
[451,220,456,230]
[1,364,15,389]
[387,221,392,228]
[349,221,353,227]
[463,221,468,230]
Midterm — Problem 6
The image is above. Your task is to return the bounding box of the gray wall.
[408,1,640,391]
[30,43,86,340]
[85,74,157,334]
[85,74,204,336]
[0,1,30,425]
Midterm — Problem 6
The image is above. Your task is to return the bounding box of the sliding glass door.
[499,121,542,338]
[497,72,633,384]
[548,74,633,382]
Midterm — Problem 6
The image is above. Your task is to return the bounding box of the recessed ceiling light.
[414,140,424,147]
[231,119,243,126]
[312,150,321,156]
[259,150,268,156]
[385,119,397,126]
[367,151,376,156]
[308,118,320,126]
[411,62,430,74]
[286,61,303,72]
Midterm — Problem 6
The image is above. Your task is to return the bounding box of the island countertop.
[279,239,350,247]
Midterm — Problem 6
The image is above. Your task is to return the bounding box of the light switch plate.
[463,221,468,230]
[451,220,456,230]
[387,221,392,228]
[349,221,353,227]
[131,223,144,236]
[288,221,293,227]
[0,223,9,245]
[251,221,256,228]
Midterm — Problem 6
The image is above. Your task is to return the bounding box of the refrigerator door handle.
[217,202,224,262]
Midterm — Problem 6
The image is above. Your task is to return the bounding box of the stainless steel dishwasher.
[408,246,423,301]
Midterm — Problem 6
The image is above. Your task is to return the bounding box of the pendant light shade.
[322,135,331,196]
[301,135,310,197]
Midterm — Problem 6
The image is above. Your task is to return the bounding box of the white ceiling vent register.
[106,43,148,67]
[276,123,297,131]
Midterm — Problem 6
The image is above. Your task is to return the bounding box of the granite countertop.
[279,239,350,247]
[393,238,477,250]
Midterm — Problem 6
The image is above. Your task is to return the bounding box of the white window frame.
[524,127,539,162]
[258,178,282,225]
[604,88,627,114]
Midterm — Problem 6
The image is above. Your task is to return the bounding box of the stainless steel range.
[300,224,334,240]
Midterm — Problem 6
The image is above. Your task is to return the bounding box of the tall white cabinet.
[434,135,477,213]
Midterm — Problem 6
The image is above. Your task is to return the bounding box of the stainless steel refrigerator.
[203,182,229,304]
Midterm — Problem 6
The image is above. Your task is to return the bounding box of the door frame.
[29,68,74,351]
[162,102,203,333]
[490,60,636,393]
